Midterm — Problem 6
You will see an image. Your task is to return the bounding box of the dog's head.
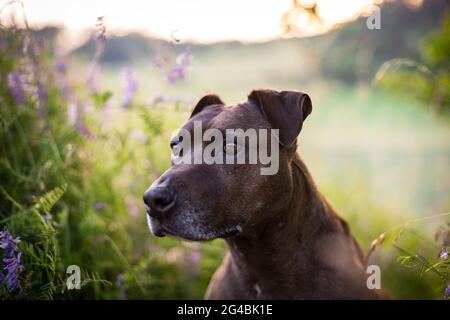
[143,89,312,241]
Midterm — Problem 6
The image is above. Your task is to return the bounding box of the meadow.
[1,9,449,299]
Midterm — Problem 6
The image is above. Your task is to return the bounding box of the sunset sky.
[2,0,386,43]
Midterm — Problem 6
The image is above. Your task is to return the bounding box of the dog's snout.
[143,186,175,216]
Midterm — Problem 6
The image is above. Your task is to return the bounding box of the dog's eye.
[170,138,183,158]
[224,142,241,155]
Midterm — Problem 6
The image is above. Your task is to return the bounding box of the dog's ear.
[249,89,312,147]
[190,94,224,118]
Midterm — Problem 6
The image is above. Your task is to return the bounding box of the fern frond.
[35,183,67,214]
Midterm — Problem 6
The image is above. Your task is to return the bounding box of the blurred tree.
[375,13,450,116]
[282,0,448,84]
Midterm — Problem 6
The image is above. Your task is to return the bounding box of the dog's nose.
[143,186,175,216]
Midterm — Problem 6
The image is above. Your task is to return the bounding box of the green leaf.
[91,91,113,107]
[35,183,67,215]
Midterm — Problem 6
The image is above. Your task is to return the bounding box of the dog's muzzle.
[143,184,176,237]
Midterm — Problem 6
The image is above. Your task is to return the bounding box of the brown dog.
[143,89,381,299]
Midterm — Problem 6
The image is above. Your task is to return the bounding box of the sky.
[2,0,383,44]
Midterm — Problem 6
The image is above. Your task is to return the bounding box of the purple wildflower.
[86,63,101,93]
[115,273,125,287]
[67,102,78,125]
[7,71,27,105]
[92,202,107,211]
[0,229,20,257]
[115,273,127,300]
[165,50,192,85]
[445,284,450,298]
[84,17,107,95]
[95,16,107,47]
[67,101,94,139]
[3,253,23,292]
[166,66,184,85]
[55,59,68,74]
[439,247,448,260]
[76,122,94,139]
[0,228,24,293]
[121,68,138,108]
[177,50,192,65]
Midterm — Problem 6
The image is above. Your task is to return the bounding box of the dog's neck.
[225,154,337,294]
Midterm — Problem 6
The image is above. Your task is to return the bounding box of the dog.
[143,89,382,299]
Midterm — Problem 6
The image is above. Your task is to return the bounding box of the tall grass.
[0,15,221,299]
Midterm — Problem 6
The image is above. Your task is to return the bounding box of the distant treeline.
[30,0,448,83]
